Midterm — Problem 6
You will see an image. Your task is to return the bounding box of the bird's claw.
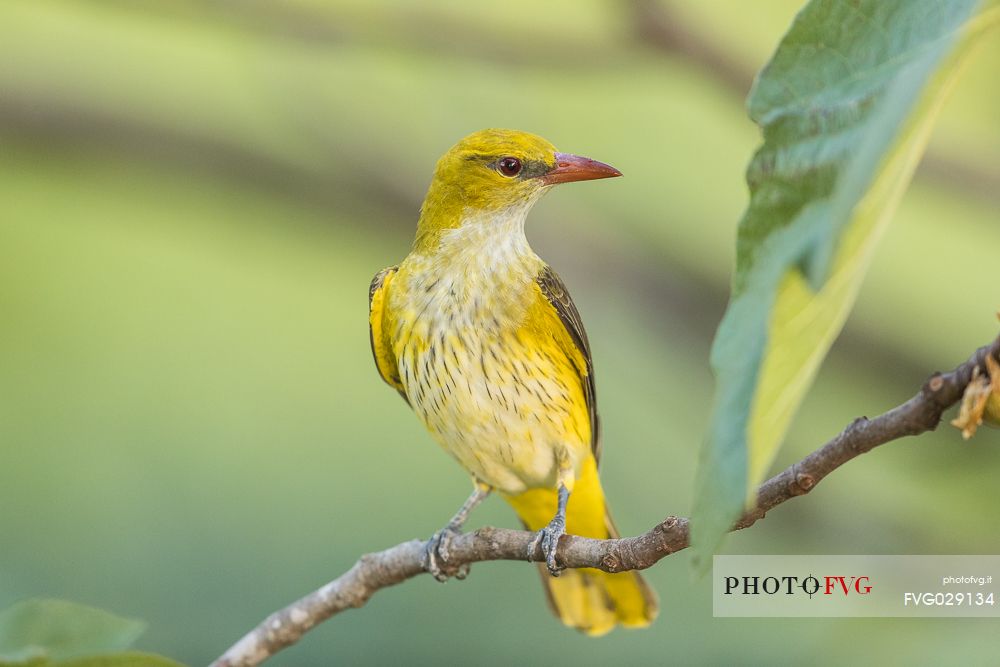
[424,526,469,582]
[527,515,567,576]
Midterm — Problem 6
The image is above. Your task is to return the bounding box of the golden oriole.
[368,129,657,635]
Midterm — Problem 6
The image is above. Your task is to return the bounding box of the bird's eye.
[497,157,522,177]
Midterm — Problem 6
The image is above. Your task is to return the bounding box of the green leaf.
[692,0,1000,568]
[0,653,187,667]
[54,652,187,667]
[0,599,144,663]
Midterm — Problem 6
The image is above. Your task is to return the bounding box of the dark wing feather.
[536,265,601,463]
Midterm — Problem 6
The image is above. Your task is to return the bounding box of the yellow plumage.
[506,457,657,636]
[369,129,657,634]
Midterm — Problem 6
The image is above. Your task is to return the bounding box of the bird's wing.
[369,265,409,405]
[535,265,601,463]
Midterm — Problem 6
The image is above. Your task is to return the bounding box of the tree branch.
[212,333,999,667]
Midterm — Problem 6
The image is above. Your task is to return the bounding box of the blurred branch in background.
[629,0,755,94]
[211,332,1000,667]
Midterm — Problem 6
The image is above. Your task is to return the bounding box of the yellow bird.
[368,128,657,635]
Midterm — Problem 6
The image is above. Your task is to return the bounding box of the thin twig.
[211,334,999,667]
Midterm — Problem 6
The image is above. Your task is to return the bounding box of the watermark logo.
[723,574,871,597]
[714,556,998,617]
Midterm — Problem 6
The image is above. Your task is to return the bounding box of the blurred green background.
[2,1,998,665]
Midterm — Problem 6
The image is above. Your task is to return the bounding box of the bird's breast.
[388,259,590,492]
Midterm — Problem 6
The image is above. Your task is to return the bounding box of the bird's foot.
[527,514,567,577]
[423,525,469,582]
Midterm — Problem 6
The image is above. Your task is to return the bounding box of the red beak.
[541,152,622,185]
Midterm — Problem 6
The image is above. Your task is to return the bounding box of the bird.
[368,128,657,635]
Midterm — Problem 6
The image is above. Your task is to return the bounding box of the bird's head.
[415,129,620,249]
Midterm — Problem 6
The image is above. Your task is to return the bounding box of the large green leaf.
[692,0,1000,566]
[0,599,143,663]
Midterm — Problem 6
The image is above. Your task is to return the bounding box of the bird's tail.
[503,456,659,636]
